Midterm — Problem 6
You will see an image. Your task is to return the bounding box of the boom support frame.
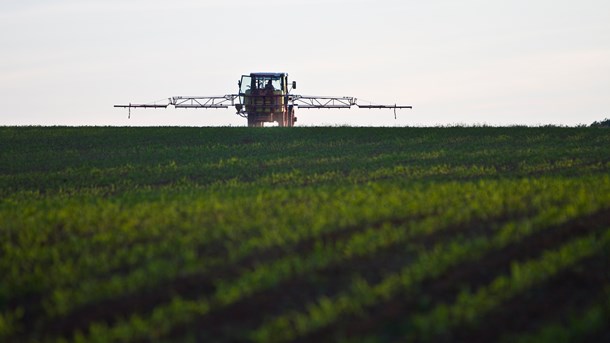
[114,73,412,124]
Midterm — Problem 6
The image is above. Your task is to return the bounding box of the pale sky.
[1,0,609,126]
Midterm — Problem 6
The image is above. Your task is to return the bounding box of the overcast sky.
[1,0,609,126]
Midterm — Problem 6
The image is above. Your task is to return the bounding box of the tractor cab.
[237,73,295,127]
[239,72,287,95]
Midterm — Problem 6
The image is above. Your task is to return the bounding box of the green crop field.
[1,126,610,342]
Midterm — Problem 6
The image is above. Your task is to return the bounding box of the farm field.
[1,126,610,342]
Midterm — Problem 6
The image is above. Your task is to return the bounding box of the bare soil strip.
[454,251,610,343]
[301,207,610,342]
[165,214,528,342]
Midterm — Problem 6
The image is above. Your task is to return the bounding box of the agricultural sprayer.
[115,72,411,127]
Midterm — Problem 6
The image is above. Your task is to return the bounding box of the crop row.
[2,127,610,196]
[2,127,610,342]
[0,177,603,342]
[249,211,610,342]
[3,176,608,303]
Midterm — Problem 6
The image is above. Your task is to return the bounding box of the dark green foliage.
[1,127,610,342]
[591,118,610,128]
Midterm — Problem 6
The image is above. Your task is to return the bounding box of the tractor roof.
[250,72,287,78]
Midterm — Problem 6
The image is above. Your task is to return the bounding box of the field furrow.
[323,208,610,342]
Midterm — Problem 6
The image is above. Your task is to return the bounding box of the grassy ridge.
[1,126,610,342]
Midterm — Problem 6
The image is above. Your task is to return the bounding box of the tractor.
[115,72,411,127]
[237,72,296,127]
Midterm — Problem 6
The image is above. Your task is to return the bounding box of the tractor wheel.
[247,116,257,127]
[288,106,296,127]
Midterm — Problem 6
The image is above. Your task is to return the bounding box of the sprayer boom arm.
[291,95,411,109]
[114,95,240,109]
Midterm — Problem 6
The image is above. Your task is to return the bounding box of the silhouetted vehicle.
[115,72,411,127]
